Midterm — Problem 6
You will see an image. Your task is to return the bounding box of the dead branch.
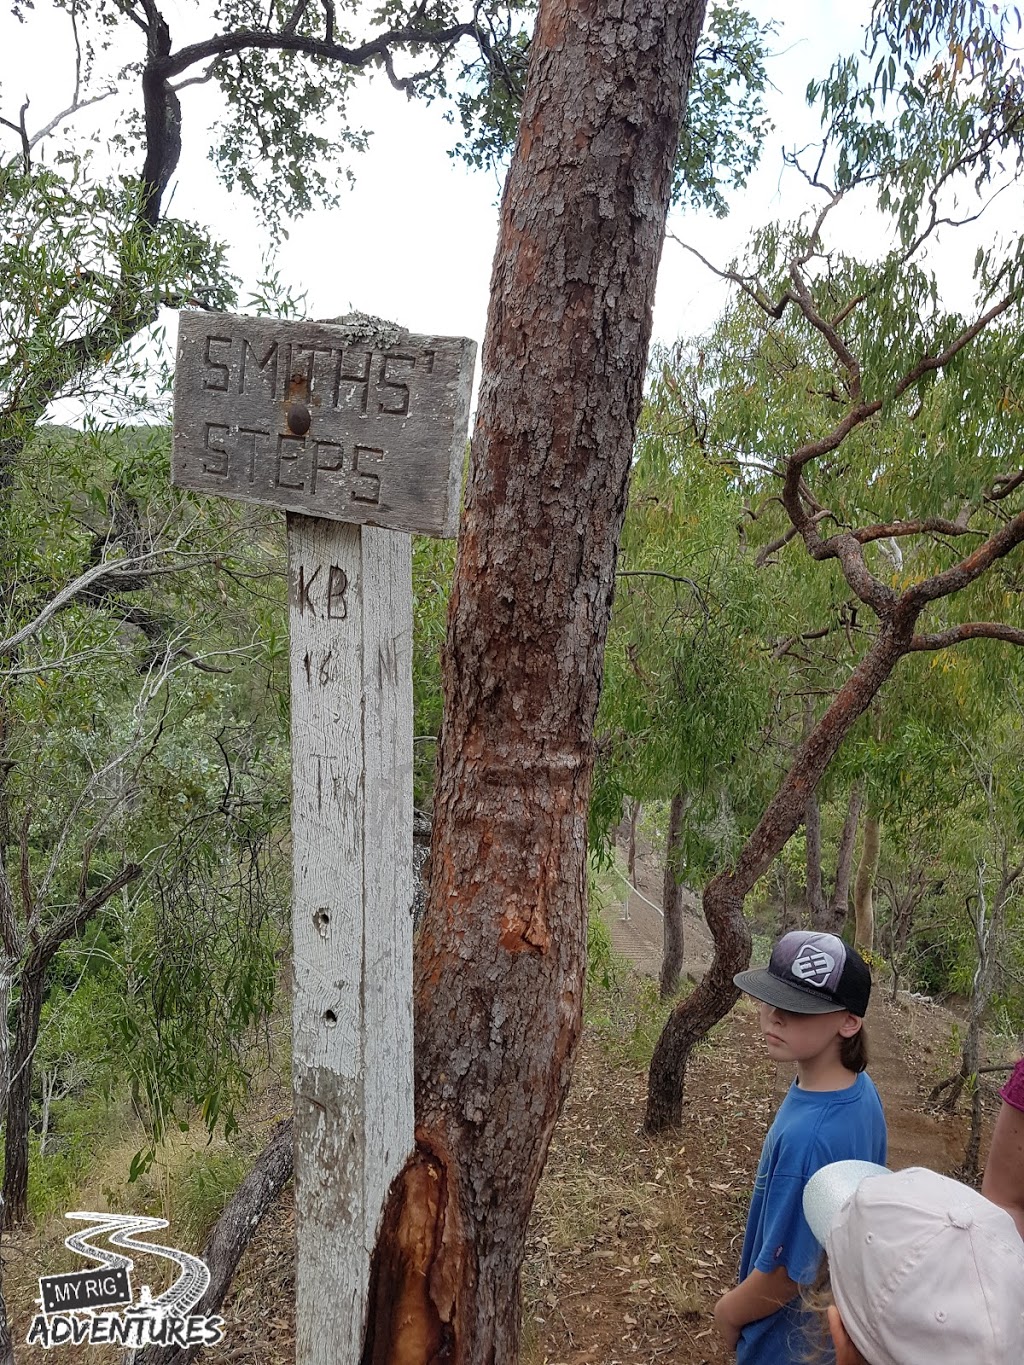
[129,1117,294,1365]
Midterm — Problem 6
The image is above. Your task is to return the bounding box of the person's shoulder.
[855,1070,885,1106]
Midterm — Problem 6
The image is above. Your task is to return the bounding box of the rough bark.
[853,812,880,954]
[362,2,708,1358]
[660,791,688,1001]
[0,1268,13,1365]
[803,698,825,925]
[826,780,863,934]
[2,862,140,1227]
[128,1117,294,1365]
[646,624,914,1131]
[0,961,13,1136]
[804,790,825,924]
[3,949,49,1226]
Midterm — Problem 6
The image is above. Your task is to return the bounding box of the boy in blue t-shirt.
[713,931,887,1364]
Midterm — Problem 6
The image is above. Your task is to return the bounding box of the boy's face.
[757,1001,861,1064]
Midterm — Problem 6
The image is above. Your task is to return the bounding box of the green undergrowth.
[586,970,677,1070]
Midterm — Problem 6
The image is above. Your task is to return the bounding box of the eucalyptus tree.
[0,424,290,1227]
[5,0,780,1356]
[645,0,1024,1130]
[592,358,787,996]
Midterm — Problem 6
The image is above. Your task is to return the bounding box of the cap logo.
[791,944,835,987]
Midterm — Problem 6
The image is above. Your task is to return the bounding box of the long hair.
[801,1257,839,1364]
[840,1023,868,1073]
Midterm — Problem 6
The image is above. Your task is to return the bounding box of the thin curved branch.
[0,99,31,171]
[787,261,861,399]
[668,236,794,319]
[22,88,116,157]
[909,622,1024,651]
[616,569,702,591]
[158,20,485,82]
[853,517,982,544]
[988,470,1024,503]
[0,548,207,656]
[903,507,1024,608]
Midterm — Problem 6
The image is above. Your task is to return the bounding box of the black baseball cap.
[734,931,872,1016]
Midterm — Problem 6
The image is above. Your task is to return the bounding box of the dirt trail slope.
[606,845,968,1177]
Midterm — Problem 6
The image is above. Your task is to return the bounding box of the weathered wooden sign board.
[172,310,474,536]
[172,311,476,1364]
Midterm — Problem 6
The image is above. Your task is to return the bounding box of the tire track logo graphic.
[28,1212,225,1351]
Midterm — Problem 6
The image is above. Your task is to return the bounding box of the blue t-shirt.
[736,1071,887,1365]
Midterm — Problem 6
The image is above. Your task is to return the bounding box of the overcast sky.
[170,0,874,347]
[4,0,1002,424]
[1,3,876,337]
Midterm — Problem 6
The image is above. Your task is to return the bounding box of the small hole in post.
[324,1010,337,1029]
[314,907,330,937]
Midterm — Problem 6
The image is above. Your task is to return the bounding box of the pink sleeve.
[1001,1058,1024,1113]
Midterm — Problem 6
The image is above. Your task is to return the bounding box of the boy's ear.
[837,1012,863,1039]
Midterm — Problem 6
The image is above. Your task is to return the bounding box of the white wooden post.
[171,310,474,1361]
[287,515,413,1359]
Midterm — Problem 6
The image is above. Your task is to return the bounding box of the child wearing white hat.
[802,1161,1024,1364]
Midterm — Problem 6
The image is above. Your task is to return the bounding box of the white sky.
[0,0,1005,416]
[172,0,876,346]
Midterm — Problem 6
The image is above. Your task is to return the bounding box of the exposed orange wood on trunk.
[364,0,710,1357]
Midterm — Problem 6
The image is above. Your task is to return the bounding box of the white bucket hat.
[803,1162,1024,1365]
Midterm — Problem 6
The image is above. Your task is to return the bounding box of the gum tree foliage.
[0,423,291,1231]
[592,360,781,860]
[590,362,782,913]
[644,0,1024,1129]
[1,0,772,469]
[0,0,764,1353]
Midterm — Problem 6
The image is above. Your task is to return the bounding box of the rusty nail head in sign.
[172,311,476,539]
[286,400,312,437]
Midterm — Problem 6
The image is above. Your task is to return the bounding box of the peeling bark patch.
[498,906,550,955]
[362,1150,458,1365]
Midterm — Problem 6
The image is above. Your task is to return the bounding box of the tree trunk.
[361,2,709,1358]
[805,790,825,924]
[2,862,139,1228]
[826,780,863,934]
[2,950,46,1226]
[939,861,1010,1169]
[627,798,641,884]
[128,1117,294,1365]
[0,959,14,1136]
[854,812,880,954]
[660,791,688,1001]
[646,623,915,1131]
[803,698,825,925]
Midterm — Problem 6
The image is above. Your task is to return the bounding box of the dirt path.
[603,843,969,1177]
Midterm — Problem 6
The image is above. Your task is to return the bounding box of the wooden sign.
[172,311,475,537]
[172,308,474,1364]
